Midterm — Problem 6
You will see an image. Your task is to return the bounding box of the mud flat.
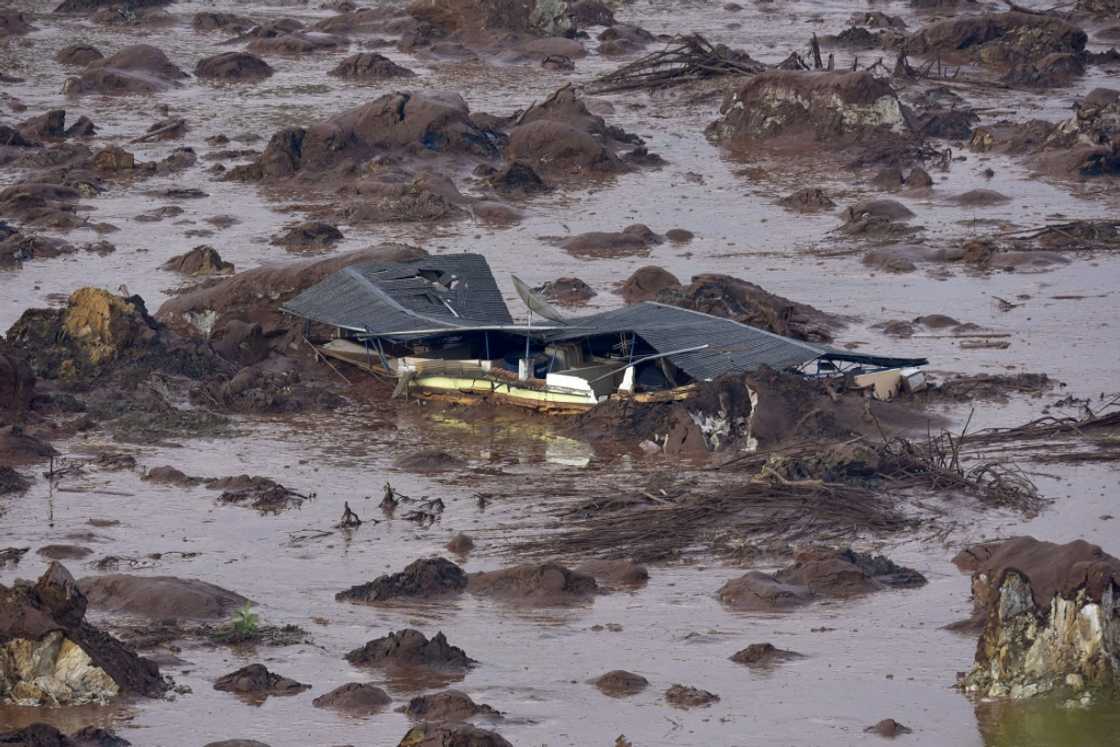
[2,0,1120,746]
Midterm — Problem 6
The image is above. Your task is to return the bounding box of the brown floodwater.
[2,0,1120,745]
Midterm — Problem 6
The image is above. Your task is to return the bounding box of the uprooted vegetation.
[503,383,1119,562]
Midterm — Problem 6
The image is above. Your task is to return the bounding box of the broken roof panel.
[281,253,515,335]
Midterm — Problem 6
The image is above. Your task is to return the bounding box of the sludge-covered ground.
[2,0,1120,745]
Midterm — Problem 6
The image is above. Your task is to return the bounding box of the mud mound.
[213,664,309,696]
[313,682,392,714]
[562,225,663,259]
[730,642,803,666]
[396,723,512,747]
[592,670,649,697]
[718,571,815,611]
[78,575,250,619]
[329,53,416,79]
[163,246,233,275]
[665,684,719,708]
[56,44,104,66]
[337,557,468,603]
[192,12,256,34]
[905,13,1087,68]
[774,548,927,595]
[778,188,836,212]
[409,0,576,36]
[247,32,348,56]
[63,45,189,95]
[401,690,501,720]
[271,221,343,251]
[619,265,681,303]
[656,273,841,343]
[710,71,911,150]
[534,277,594,305]
[229,92,500,183]
[575,559,649,588]
[396,448,465,473]
[156,243,426,346]
[345,629,475,670]
[0,563,166,706]
[467,562,598,604]
[195,52,274,82]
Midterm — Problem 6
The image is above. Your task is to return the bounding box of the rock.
[0,563,165,706]
[213,664,309,697]
[195,52,274,82]
[345,629,475,670]
[142,465,196,485]
[665,228,694,243]
[710,72,910,150]
[906,168,933,188]
[575,560,649,588]
[329,53,416,79]
[468,563,598,604]
[487,161,549,197]
[271,222,343,251]
[718,571,815,611]
[55,0,172,12]
[865,719,913,737]
[79,575,250,619]
[163,246,234,275]
[619,266,681,303]
[396,723,512,747]
[0,725,131,747]
[569,0,615,27]
[337,557,468,603]
[0,467,31,495]
[534,277,594,305]
[63,45,189,95]
[93,146,135,172]
[779,188,833,211]
[0,348,35,417]
[872,167,905,191]
[953,537,1120,698]
[18,111,68,142]
[313,682,392,714]
[664,684,719,708]
[730,642,803,666]
[0,426,58,466]
[598,23,657,55]
[39,545,94,560]
[56,44,104,66]
[951,189,1010,207]
[400,690,501,720]
[592,670,649,697]
[210,474,309,512]
[562,225,663,259]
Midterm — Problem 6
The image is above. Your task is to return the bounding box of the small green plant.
[231,603,260,638]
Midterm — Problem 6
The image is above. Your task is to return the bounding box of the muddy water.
[2,0,1120,745]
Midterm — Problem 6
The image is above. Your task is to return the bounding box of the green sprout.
[231,603,260,638]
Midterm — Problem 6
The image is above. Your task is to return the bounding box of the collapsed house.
[282,254,926,415]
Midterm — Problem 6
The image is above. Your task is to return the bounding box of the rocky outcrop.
[337,557,468,603]
[0,563,166,706]
[905,13,1087,69]
[953,537,1120,698]
[63,45,189,95]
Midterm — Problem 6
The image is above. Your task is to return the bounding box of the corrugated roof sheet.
[281,254,514,334]
[546,302,831,380]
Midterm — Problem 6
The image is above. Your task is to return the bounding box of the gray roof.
[546,302,832,381]
[281,254,516,335]
[283,254,926,379]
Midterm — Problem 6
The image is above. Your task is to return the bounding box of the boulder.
[562,225,662,259]
[271,222,343,250]
[664,684,719,708]
[954,537,1120,698]
[0,563,166,706]
[192,12,256,34]
[408,0,576,36]
[195,52,274,82]
[0,11,33,35]
[534,277,594,305]
[63,45,189,95]
[718,571,815,611]
[775,548,927,595]
[730,642,803,666]
[163,246,234,275]
[55,0,172,12]
[905,12,1087,67]
[337,557,468,603]
[619,266,681,303]
[0,348,34,417]
[246,32,347,56]
[0,725,132,746]
[396,723,512,747]
[575,560,649,588]
[778,187,837,212]
[591,670,649,697]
